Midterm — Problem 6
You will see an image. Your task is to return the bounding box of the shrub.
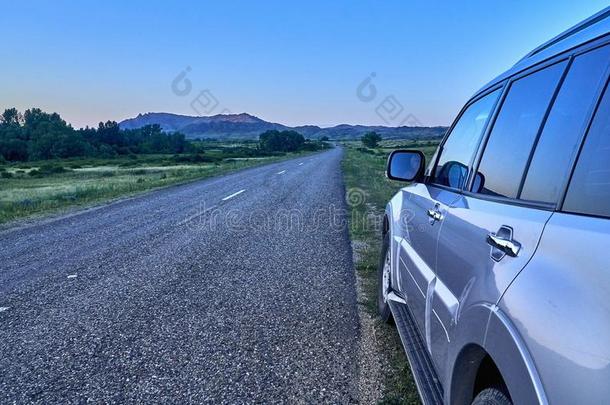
[361,131,382,148]
[172,154,220,163]
[259,130,305,152]
[39,164,67,174]
[357,147,376,155]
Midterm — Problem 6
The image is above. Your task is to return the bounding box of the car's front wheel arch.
[450,345,511,405]
[377,231,393,323]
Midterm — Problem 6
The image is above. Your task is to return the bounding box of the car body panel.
[499,212,610,404]
[444,303,546,405]
[430,195,552,377]
[395,183,459,336]
[484,306,548,404]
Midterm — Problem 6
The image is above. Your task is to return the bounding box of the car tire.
[377,232,392,323]
[472,388,512,405]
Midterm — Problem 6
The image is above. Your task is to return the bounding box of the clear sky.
[1,1,609,128]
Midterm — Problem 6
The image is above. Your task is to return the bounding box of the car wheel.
[472,388,512,405]
[377,232,392,323]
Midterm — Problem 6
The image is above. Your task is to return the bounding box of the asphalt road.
[0,148,361,404]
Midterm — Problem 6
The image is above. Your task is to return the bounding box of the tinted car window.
[433,89,499,189]
[474,61,567,198]
[521,45,610,203]
[564,82,610,218]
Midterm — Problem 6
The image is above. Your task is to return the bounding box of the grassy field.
[0,148,316,225]
[341,139,439,404]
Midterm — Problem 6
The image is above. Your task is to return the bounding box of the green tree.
[361,131,382,148]
[0,138,28,161]
[1,108,23,127]
[0,107,192,161]
[259,130,305,152]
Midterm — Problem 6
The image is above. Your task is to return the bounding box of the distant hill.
[119,112,447,140]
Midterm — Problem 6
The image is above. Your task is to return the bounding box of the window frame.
[523,43,610,207]
[427,83,505,192]
[466,57,571,206]
[426,33,610,212]
[559,59,610,219]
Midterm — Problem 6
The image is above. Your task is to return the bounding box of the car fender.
[484,305,547,404]
[447,303,547,405]
[385,191,406,287]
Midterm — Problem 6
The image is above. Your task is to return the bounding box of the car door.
[397,87,501,335]
[501,62,610,404]
[430,43,610,376]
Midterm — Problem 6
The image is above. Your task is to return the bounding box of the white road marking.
[0,307,9,312]
[277,170,286,175]
[222,189,246,201]
[67,274,78,279]
[177,205,218,226]
[298,163,304,166]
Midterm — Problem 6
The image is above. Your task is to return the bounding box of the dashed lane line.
[222,189,246,201]
[177,204,219,226]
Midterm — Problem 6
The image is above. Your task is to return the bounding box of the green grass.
[0,150,316,225]
[341,139,439,404]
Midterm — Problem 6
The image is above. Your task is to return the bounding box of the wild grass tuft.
[341,139,439,404]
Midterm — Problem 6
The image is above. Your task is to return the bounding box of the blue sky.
[1,1,609,128]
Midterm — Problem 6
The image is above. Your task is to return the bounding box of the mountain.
[119,112,447,140]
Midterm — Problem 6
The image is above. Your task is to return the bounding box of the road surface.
[0,148,361,403]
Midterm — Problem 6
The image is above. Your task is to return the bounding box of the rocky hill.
[119,112,447,140]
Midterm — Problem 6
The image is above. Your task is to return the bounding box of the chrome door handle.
[427,208,442,222]
[487,232,521,257]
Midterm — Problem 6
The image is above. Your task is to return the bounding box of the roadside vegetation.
[341,138,440,404]
[0,108,329,224]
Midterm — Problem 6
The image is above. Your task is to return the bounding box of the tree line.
[0,108,188,162]
[0,108,327,162]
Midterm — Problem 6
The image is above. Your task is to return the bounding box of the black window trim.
[515,56,574,201]
[466,56,571,207]
[559,59,610,218]
[520,41,610,208]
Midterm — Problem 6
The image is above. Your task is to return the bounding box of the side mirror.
[386,150,425,182]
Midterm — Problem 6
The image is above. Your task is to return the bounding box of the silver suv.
[380,7,610,405]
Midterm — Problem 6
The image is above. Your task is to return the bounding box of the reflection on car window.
[474,61,567,198]
[433,89,500,189]
[564,82,610,218]
[521,45,610,203]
